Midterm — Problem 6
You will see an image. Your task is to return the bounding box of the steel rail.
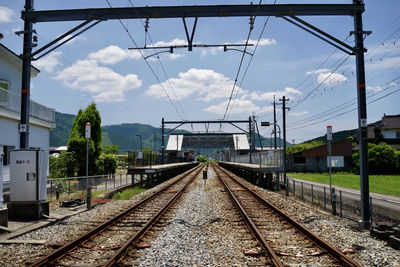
[213,163,361,267]
[213,164,284,267]
[30,163,201,267]
[104,165,205,266]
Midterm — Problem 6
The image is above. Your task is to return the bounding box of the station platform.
[217,161,281,190]
[128,162,199,188]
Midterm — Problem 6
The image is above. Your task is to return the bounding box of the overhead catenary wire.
[287,87,400,131]
[105,0,185,120]
[127,0,188,120]
[227,0,277,119]
[259,15,400,134]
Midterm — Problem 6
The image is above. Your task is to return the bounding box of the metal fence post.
[125,173,127,185]
[340,190,343,218]
[113,174,115,189]
[68,179,71,197]
[311,184,314,204]
[370,197,373,227]
[120,173,122,187]
[293,180,296,197]
[301,182,304,200]
[324,187,327,210]
[50,180,53,200]
[105,175,107,190]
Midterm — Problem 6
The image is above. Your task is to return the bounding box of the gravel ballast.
[0,165,399,266]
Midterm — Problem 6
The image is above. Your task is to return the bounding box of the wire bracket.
[182,16,198,51]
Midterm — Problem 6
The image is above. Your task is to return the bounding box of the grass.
[288,172,400,197]
[112,187,147,200]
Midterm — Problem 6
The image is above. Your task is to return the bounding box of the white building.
[0,43,55,187]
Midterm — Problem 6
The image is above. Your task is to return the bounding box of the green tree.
[67,103,102,176]
[353,142,398,174]
[196,155,208,163]
[49,151,78,178]
[97,153,118,175]
[103,144,119,154]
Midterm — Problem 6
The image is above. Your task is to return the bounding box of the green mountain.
[50,111,287,153]
[304,129,357,144]
[50,112,75,147]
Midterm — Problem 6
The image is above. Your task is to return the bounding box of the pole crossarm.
[22,4,363,23]
[32,20,102,60]
[163,119,251,134]
[163,120,250,124]
[282,16,354,55]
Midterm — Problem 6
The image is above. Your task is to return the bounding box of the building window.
[0,80,9,103]
[397,131,400,139]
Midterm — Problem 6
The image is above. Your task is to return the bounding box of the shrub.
[352,142,398,174]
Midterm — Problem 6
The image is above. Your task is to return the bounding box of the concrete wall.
[0,51,22,95]
[0,116,50,182]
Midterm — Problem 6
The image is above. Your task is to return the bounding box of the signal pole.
[279,96,289,196]
[273,95,277,150]
[353,0,370,228]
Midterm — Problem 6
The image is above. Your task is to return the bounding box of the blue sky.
[1,0,399,143]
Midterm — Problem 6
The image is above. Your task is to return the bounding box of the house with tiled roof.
[367,114,400,150]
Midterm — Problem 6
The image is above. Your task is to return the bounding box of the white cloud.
[88,45,141,64]
[56,34,87,46]
[55,59,142,102]
[250,87,301,102]
[201,38,276,56]
[389,82,398,87]
[245,38,277,46]
[34,51,63,72]
[0,7,13,22]
[289,111,308,116]
[145,68,245,102]
[366,56,400,71]
[367,85,383,92]
[151,38,187,47]
[317,72,347,86]
[204,99,271,116]
[147,52,184,61]
[306,68,330,75]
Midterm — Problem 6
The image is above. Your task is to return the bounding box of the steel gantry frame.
[161,118,255,164]
[19,1,370,227]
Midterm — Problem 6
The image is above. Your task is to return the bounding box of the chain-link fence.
[285,177,400,224]
[47,173,131,201]
[229,150,283,167]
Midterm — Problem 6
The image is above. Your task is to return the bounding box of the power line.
[105,0,185,120]
[127,0,188,120]
[288,87,400,131]
[227,0,277,119]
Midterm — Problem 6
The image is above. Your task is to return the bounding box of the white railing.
[230,150,283,168]
[0,87,55,123]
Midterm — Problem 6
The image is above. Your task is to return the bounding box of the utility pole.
[251,112,256,160]
[353,0,370,228]
[85,122,91,210]
[161,117,165,164]
[249,116,252,164]
[20,0,34,149]
[273,95,277,150]
[176,134,179,163]
[279,96,289,196]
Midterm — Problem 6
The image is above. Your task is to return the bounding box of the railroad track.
[30,164,204,267]
[213,162,360,267]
